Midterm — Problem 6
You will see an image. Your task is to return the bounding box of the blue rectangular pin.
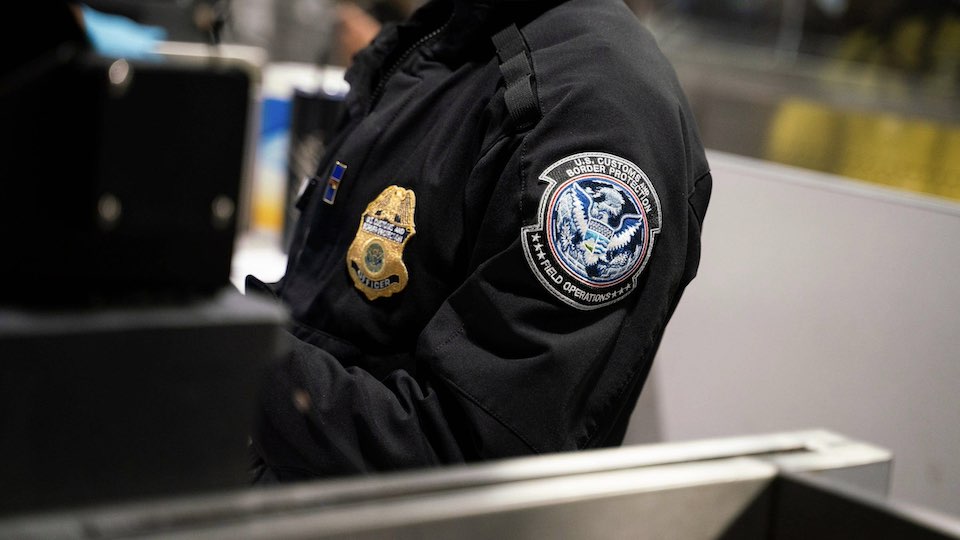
[323,161,347,205]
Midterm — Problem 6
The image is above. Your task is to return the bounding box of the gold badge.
[347,186,417,300]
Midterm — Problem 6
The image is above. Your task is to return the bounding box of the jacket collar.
[343,0,557,115]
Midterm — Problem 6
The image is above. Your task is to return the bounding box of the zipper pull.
[295,176,319,211]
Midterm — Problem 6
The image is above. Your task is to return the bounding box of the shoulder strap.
[491,24,541,131]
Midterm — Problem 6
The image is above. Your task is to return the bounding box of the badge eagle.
[347,186,416,300]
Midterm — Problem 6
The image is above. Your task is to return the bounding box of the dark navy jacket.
[249,0,711,480]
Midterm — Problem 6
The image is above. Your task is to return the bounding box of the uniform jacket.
[249,0,712,480]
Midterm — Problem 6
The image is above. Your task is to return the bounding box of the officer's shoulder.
[522,0,683,114]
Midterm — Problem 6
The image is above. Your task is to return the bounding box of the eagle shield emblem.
[522,152,662,309]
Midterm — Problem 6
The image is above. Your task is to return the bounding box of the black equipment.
[2,48,252,303]
[0,290,288,516]
[1,30,288,516]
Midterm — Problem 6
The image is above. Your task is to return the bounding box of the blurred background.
[637,0,960,202]
[623,0,960,525]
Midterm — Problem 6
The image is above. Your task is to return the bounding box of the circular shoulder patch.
[522,152,662,310]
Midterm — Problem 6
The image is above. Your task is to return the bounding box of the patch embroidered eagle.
[522,152,662,309]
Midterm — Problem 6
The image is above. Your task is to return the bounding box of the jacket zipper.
[286,18,453,291]
[368,17,453,111]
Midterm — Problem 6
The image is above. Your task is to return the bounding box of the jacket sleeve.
[250,46,708,480]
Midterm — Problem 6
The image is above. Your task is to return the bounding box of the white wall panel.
[627,151,960,516]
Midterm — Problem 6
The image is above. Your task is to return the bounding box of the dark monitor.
[1,43,254,304]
